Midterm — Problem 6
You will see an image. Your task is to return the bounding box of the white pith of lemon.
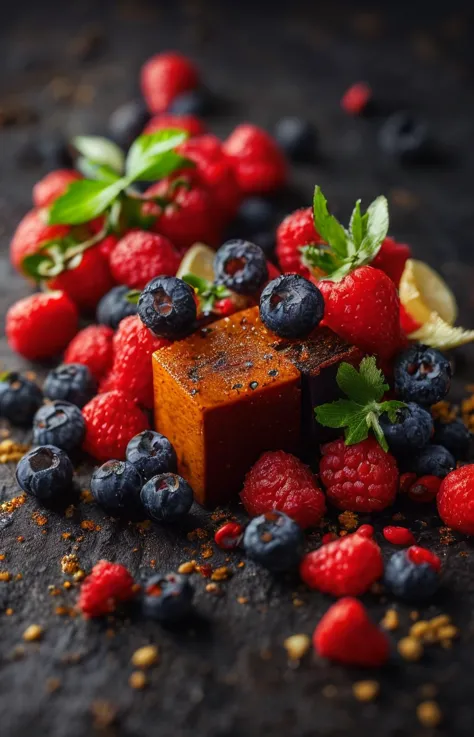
[177,243,215,282]
[399,259,457,326]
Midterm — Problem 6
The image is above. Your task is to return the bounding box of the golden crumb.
[90,700,117,728]
[381,608,399,631]
[437,625,458,640]
[211,566,232,581]
[46,677,61,693]
[64,505,75,519]
[187,527,209,541]
[23,624,44,642]
[353,680,380,702]
[201,544,214,559]
[284,634,311,661]
[80,520,101,531]
[0,554,4,560]
[338,510,358,530]
[237,596,248,605]
[410,621,430,639]
[32,511,48,527]
[73,570,86,582]
[63,581,72,590]
[0,439,29,463]
[205,582,221,595]
[61,554,80,575]
[0,494,26,514]
[431,400,457,423]
[292,597,304,608]
[16,536,24,543]
[410,610,420,621]
[129,671,147,690]
[429,614,451,628]
[398,637,424,661]
[417,701,442,728]
[15,573,22,581]
[322,684,338,698]
[5,608,13,616]
[80,489,94,503]
[178,560,196,575]
[131,645,159,669]
[237,561,245,569]
[0,571,11,582]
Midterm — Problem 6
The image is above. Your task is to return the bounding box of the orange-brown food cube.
[152,308,302,506]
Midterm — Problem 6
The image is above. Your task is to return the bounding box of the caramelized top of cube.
[262,326,362,376]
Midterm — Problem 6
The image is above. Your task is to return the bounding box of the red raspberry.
[320,437,399,513]
[6,291,78,361]
[98,234,119,259]
[82,390,149,462]
[109,230,180,290]
[141,52,199,114]
[146,178,220,251]
[64,325,114,381]
[10,208,70,274]
[104,315,170,409]
[300,533,383,596]
[437,465,474,535]
[383,526,416,546]
[48,246,115,313]
[77,560,136,618]
[313,597,390,667]
[399,304,422,335]
[276,207,321,277]
[32,169,82,208]
[407,545,441,572]
[356,524,374,538]
[144,113,206,138]
[240,450,326,529]
[214,522,244,550]
[223,123,287,195]
[408,475,441,503]
[371,237,411,287]
[341,82,372,116]
[319,266,402,361]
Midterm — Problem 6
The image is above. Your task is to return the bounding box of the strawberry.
[82,390,149,462]
[48,246,115,313]
[10,209,70,274]
[141,52,199,114]
[6,291,78,361]
[144,113,206,138]
[32,169,82,208]
[371,236,411,287]
[276,207,322,277]
[223,124,287,195]
[109,230,180,290]
[64,325,114,381]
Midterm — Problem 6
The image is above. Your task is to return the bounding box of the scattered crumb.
[5,608,13,616]
[0,571,11,582]
[237,596,248,605]
[80,489,94,504]
[129,671,147,690]
[237,561,245,569]
[61,554,80,575]
[32,511,48,527]
[0,439,29,463]
[178,560,197,575]
[416,701,443,728]
[90,699,117,729]
[205,582,222,595]
[338,510,358,530]
[211,566,232,581]
[23,624,44,642]
[80,520,101,531]
[381,608,399,631]
[131,645,159,669]
[0,494,26,515]
[292,597,304,608]
[398,636,424,662]
[16,536,24,543]
[283,634,311,661]
[353,680,380,702]
[201,544,214,559]
[64,505,75,519]
[46,677,61,693]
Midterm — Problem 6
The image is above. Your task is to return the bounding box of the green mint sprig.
[300,186,389,282]
[315,356,406,451]
[48,129,192,226]
[182,274,231,314]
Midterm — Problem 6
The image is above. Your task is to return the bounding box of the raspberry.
[223,124,287,195]
[10,208,70,274]
[320,437,399,513]
[319,266,402,361]
[6,291,78,361]
[144,113,206,138]
[437,465,474,535]
[356,524,374,538]
[109,230,180,290]
[48,246,115,313]
[383,526,416,546]
[32,169,82,208]
[214,522,244,550]
[407,545,441,572]
[141,52,199,114]
[371,237,411,287]
[408,475,441,503]
[82,390,149,462]
[341,82,372,116]
[77,560,136,618]
[146,178,220,251]
[98,234,119,259]
[240,450,325,529]
[300,533,383,596]
[276,207,321,277]
[64,325,114,381]
[313,597,390,667]
[104,315,170,409]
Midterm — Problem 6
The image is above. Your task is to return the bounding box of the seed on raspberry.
[383,526,416,546]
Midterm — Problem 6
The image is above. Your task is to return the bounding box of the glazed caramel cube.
[152,308,301,506]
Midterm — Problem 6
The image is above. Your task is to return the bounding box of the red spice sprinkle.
[407,546,441,572]
[214,522,243,550]
[341,82,372,115]
[356,524,375,539]
[383,526,416,546]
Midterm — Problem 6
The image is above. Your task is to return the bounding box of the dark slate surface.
[1,2,474,736]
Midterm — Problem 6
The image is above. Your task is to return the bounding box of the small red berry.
[214,522,244,550]
[399,472,417,494]
[437,465,474,535]
[383,526,416,546]
[10,208,70,274]
[144,113,206,138]
[320,437,399,513]
[64,325,114,381]
[407,545,441,572]
[78,560,136,618]
[82,390,149,462]
[300,533,383,596]
[223,123,287,195]
[341,82,372,116]
[109,230,180,290]
[48,246,115,313]
[371,237,411,288]
[241,450,326,529]
[213,297,237,317]
[141,52,199,114]
[33,169,82,208]
[356,524,375,538]
[313,597,390,667]
[408,475,441,503]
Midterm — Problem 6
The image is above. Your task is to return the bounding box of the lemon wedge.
[177,243,215,282]
[409,314,474,351]
[399,259,457,326]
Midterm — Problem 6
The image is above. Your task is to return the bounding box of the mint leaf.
[300,245,340,275]
[344,410,371,446]
[72,136,125,174]
[335,361,378,405]
[358,195,389,262]
[125,289,141,305]
[126,130,189,181]
[182,273,231,314]
[349,200,368,248]
[312,186,348,258]
[48,179,126,225]
[357,356,389,401]
[76,156,122,183]
[315,398,362,428]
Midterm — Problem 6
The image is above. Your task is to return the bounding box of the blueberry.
[433,418,471,461]
[168,89,211,116]
[214,240,268,295]
[378,112,428,162]
[16,445,73,501]
[410,444,455,479]
[91,460,143,515]
[394,345,451,406]
[235,198,277,236]
[126,430,177,482]
[243,511,304,572]
[384,549,439,601]
[32,401,85,452]
[140,473,193,523]
[274,116,317,160]
[259,274,324,339]
[138,276,197,339]
[380,402,433,456]
[142,572,194,622]
[43,363,96,409]
[108,99,150,149]
[0,372,43,426]
[96,286,138,330]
